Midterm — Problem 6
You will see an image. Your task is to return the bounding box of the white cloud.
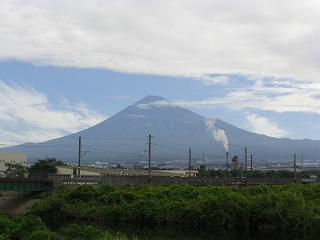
[0,128,63,146]
[153,78,320,114]
[215,79,320,114]
[1,0,320,83]
[0,81,105,145]
[246,114,287,138]
[195,75,230,85]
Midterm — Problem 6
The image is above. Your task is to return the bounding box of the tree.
[4,163,27,178]
[28,158,65,178]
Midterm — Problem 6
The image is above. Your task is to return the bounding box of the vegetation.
[4,163,27,178]
[2,179,320,238]
[27,184,320,239]
[0,214,134,240]
[28,158,65,178]
[3,158,66,179]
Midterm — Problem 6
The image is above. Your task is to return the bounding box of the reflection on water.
[103,224,315,240]
[51,220,317,240]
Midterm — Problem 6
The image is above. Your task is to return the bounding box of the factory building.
[0,152,27,176]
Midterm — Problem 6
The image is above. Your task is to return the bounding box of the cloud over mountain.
[3,96,320,164]
[246,114,287,138]
[0,81,105,144]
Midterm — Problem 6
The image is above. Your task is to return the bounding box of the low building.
[185,170,198,177]
[0,152,27,176]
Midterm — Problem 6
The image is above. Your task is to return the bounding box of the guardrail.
[0,178,53,192]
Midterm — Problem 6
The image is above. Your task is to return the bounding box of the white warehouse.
[0,152,27,176]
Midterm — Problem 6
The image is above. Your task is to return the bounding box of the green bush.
[27,230,61,240]
[29,184,320,237]
[0,234,9,240]
[0,213,133,240]
[60,224,103,240]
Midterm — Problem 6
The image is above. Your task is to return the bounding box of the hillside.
[2,95,320,165]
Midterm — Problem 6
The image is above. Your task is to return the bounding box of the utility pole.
[148,134,152,179]
[202,152,205,165]
[188,148,192,174]
[244,147,248,179]
[225,152,229,176]
[171,163,175,177]
[250,154,253,176]
[294,153,297,181]
[78,136,81,175]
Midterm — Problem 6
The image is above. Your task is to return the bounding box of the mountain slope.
[2,95,320,165]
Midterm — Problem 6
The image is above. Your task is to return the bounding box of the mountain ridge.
[2,95,320,165]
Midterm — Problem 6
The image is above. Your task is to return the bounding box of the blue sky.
[1,60,319,144]
[0,0,320,144]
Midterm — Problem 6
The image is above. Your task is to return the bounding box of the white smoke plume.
[206,119,229,152]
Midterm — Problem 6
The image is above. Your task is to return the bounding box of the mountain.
[2,95,320,166]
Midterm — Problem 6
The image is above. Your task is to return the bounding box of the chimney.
[225,152,229,176]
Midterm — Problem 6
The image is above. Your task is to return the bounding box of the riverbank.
[2,184,320,239]
[32,184,320,239]
[0,192,39,216]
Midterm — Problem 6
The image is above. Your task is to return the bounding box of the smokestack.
[225,151,229,176]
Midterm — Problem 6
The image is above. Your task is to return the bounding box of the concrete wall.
[0,152,27,175]
[57,166,101,176]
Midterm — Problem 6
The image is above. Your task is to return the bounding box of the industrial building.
[0,152,27,176]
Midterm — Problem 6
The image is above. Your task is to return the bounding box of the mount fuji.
[3,96,320,166]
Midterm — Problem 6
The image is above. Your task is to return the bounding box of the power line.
[0,144,76,148]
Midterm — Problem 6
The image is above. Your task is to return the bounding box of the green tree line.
[0,214,135,240]
[4,158,65,178]
[29,184,320,238]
